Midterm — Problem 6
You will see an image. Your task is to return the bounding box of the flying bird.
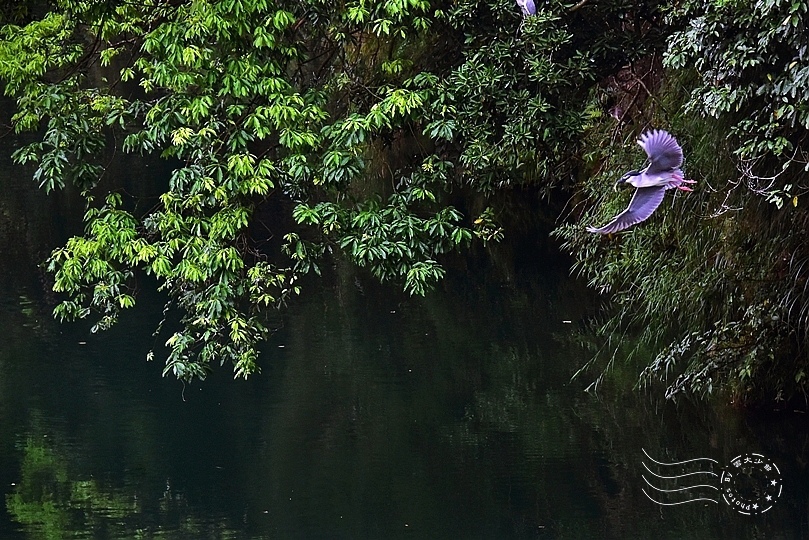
[587,129,696,234]
[516,0,536,16]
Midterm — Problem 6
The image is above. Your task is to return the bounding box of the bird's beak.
[613,171,639,191]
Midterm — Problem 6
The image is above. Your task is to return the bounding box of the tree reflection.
[6,433,248,539]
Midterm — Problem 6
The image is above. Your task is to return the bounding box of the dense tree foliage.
[2,0,808,406]
[0,0,659,378]
[0,0,480,379]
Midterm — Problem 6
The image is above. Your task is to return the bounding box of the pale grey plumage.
[516,0,536,16]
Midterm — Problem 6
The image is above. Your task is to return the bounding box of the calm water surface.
[0,135,808,539]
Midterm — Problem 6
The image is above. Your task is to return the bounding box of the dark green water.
[1,134,808,539]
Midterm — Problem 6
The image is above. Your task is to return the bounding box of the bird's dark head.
[613,170,641,191]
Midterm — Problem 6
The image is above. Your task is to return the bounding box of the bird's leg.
[673,173,696,191]
[677,179,696,192]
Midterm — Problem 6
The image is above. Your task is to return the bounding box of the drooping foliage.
[1,0,470,379]
[0,0,666,380]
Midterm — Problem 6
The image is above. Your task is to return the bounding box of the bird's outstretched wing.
[638,130,683,174]
[587,186,667,234]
